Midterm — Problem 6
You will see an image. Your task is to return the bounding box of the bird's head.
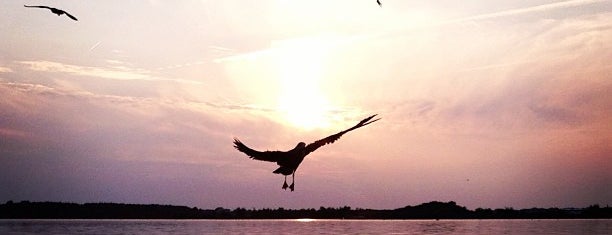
[296,142,306,149]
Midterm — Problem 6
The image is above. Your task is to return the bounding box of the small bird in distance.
[24,5,78,21]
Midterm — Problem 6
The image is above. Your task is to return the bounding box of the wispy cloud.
[0,127,29,139]
[0,80,276,118]
[213,49,272,63]
[155,46,237,70]
[155,60,208,71]
[0,66,13,73]
[0,79,284,171]
[449,0,609,23]
[18,60,203,85]
[208,45,235,56]
[378,11,612,133]
[376,0,610,39]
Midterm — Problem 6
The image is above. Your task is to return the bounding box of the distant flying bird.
[24,5,78,21]
[233,114,380,191]
[377,0,382,7]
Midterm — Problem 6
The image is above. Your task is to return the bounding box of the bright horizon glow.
[295,218,317,222]
[275,37,334,130]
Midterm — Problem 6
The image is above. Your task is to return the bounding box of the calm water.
[0,219,610,235]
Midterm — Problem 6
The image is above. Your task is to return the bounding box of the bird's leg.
[282,175,288,190]
[289,171,295,192]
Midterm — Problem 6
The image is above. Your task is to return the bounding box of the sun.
[274,37,334,129]
[277,84,331,130]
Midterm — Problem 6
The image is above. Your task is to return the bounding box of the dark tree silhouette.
[24,5,78,21]
[234,114,380,191]
[2,201,610,219]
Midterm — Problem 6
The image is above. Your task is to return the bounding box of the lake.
[1,219,610,234]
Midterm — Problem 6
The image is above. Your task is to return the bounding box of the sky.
[0,0,610,210]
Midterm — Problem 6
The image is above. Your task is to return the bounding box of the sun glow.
[274,37,334,129]
[295,218,317,222]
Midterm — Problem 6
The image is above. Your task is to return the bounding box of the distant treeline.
[1,200,610,219]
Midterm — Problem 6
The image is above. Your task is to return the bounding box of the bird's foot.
[289,183,294,192]
[282,181,289,190]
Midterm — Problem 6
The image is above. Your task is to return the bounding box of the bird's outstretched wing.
[64,12,78,21]
[233,138,285,162]
[304,114,380,155]
[24,5,78,21]
[24,5,52,9]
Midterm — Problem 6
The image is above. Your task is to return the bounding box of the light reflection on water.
[0,219,610,235]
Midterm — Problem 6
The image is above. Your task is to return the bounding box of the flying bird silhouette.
[377,0,382,7]
[24,5,78,21]
[233,114,380,191]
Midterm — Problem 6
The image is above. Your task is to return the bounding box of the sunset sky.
[1,0,610,210]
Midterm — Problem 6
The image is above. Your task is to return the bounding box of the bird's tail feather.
[273,166,293,175]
